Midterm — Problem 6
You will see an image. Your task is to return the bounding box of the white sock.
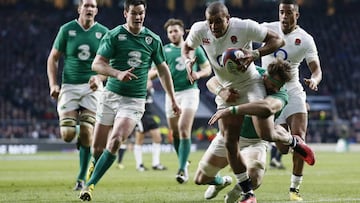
[152,142,161,166]
[235,172,249,183]
[120,143,127,149]
[134,144,143,168]
[290,174,303,190]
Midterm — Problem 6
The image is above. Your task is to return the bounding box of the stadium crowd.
[0,0,360,143]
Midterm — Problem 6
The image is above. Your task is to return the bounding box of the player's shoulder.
[295,26,315,39]
[60,20,77,30]
[229,17,261,29]
[261,21,279,29]
[269,88,288,103]
[190,20,208,32]
[94,22,109,32]
[142,27,162,42]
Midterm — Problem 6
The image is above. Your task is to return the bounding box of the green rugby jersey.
[164,44,208,92]
[53,20,108,84]
[97,25,166,98]
[240,66,289,139]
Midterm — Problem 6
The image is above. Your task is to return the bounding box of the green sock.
[208,175,224,185]
[77,145,91,181]
[86,149,116,186]
[173,136,180,155]
[178,138,191,171]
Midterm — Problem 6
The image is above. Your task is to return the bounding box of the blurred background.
[1,0,359,153]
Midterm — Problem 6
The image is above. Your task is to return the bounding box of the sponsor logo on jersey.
[230,36,238,44]
[69,30,76,36]
[145,36,153,45]
[202,38,210,45]
[118,34,127,41]
[295,38,301,45]
[95,32,103,39]
[165,47,172,52]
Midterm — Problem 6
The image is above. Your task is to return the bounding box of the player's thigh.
[286,113,308,139]
[92,123,112,154]
[79,88,102,113]
[240,138,268,168]
[165,88,199,118]
[57,84,88,114]
[167,116,179,134]
[109,117,138,153]
[178,108,196,135]
[148,128,162,143]
[135,131,145,145]
[197,134,228,178]
[276,89,307,131]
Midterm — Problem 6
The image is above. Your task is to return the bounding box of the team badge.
[202,38,210,45]
[145,36,153,45]
[230,36,238,44]
[295,38,301,45]
[95,32,102,39]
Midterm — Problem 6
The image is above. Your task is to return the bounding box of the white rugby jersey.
[186,18,267,89]
[261,21,320,91]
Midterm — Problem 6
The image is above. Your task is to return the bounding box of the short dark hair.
[124,0,147,11]
[205,1,229,16]
[279,0,299,12]
[279,0,297,5]
[267,58,292,83]
[78,0,97,8]
[164,18,184,31]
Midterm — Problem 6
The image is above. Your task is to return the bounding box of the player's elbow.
[258,100,275,118]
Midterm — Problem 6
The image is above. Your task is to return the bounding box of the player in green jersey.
[196,59,313,202]
[79,0,180,201]
[46,0,108,191]
[163,18,212,184]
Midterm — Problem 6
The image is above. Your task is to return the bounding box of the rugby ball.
[222,48,245,73]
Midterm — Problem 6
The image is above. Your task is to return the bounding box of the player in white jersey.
[183,2,285,202]
[261,0,322,201]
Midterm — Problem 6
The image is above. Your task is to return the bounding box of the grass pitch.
[1,149,360,203]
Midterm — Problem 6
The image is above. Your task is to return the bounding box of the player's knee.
[247,160,265,189]
[59,118,77,142]
[79,113,95,145]
[79,113,95,134]
[196,161,221,184]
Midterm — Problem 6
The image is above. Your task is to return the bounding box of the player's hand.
[218,88,240,103]
[49,85,60,100]
[304,78,318,91]
[208,108,231,125]
[116,67,138,82]
[238,48,255,71]
[185,57,198,84]
[171,101,181,116]
[88,75,102,91]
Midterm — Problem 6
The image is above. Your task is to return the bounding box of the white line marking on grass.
[0,153,77,161]
[302,198,360,202]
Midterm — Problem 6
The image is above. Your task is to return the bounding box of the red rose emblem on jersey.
[202,38,210,45]
[231,36,238,44]
[295,38,301,45]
